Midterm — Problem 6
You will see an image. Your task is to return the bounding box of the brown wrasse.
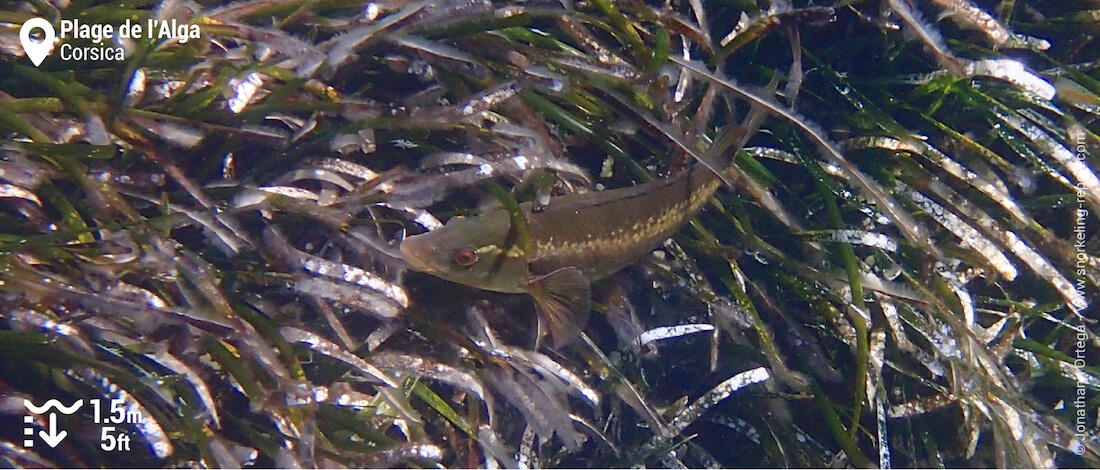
[400,111,764,347]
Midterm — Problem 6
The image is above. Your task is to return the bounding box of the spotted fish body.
[400,115,761,347]
[523,163,722,281]
[399,161,725,345]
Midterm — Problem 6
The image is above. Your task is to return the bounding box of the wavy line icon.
[24,399,83,415]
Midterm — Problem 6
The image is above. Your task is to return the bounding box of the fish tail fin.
[702,78,779,172]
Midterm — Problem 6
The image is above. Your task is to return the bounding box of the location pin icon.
[20,18,55,67]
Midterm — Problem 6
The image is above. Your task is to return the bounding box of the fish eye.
[452,247,478,267]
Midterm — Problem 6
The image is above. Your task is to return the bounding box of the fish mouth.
[399,239,437,274]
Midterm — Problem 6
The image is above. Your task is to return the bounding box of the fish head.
[400,211,529,293]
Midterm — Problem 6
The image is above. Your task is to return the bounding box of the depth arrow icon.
[39,413,67,447]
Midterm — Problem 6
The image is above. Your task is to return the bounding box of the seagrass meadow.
[0,0,1097,466]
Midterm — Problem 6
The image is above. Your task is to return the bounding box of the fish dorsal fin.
[527,267,591,348]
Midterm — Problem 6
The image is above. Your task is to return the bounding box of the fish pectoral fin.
[527,267,591,348]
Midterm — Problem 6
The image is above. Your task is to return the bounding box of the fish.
[400,109,766,347]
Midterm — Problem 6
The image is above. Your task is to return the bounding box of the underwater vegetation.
[0,0,1097,466]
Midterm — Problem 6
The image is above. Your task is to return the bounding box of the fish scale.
[525,162,723,281]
